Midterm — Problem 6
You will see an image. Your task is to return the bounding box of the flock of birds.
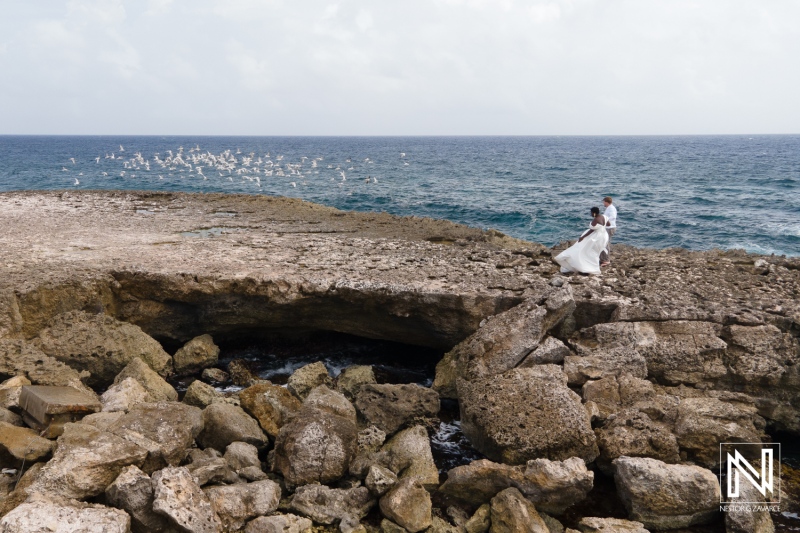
[62,144,411,190]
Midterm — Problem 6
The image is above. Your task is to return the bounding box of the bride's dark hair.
[591,207,600,216]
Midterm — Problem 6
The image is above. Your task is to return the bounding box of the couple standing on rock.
[555,196,618,275]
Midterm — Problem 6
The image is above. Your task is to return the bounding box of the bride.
[555,207,609,275]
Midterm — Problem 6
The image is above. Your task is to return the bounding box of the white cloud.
[226,40,274,92]
[66,0,126,25]
[529,3,561,23]
[145,0,174,16]
[355,9,373,32]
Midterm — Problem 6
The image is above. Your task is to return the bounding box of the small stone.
[379,478,432,533]
[184,379,222,408]
[287,361,332,400]
[202,368,230,384]
[174,334,220,375]
[101,377,151,412]
[365,464,398,497]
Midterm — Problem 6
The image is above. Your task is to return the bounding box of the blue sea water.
[1,135,798,257]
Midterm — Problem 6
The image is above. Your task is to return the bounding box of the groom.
[600,196,617,266]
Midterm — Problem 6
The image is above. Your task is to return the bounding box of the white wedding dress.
[555,216,609,275]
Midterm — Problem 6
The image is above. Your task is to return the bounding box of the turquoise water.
[1,135,797,256]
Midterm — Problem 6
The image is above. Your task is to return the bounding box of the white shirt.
[603,204,617,228]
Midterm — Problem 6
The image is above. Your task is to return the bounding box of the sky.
[0,0,798,136]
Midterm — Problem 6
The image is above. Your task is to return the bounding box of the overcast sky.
[1,0,798,135]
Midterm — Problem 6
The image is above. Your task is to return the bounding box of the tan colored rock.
[594,409,680,473]
[101,376,152,412]
[174,334,220,375]
[381,425,439,489]
[576,517,649,532]
[0,339,94,397]
[105,465,171,533]
[0,406,22,426]
[304,385,357,423]
[204,479,281,531]
[152,466,222,533]
[288,484,375,525]
[287,361,332,400]
[113,356,178,402]
[245,514,313,533]
[489,487,549,533]
[198,402,268,452]
[240,381,303,438]
[184,379,222,408]
[0,421,55,463]
[563,347,647,386]
[518,336,572,366]
[336,365,377,400]
[354,383,440,435]
[0,375,30,410]
[464,504,491,533]
[0,493,131,533]
[379,478,432,533]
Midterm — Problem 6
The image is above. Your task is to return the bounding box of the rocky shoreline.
[0,190,798,533]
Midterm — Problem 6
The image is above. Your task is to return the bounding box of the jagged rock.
[358,426,387,452]
[458,368,598,464]
[26,422,147,500]
[0,406,22,426]
[305,385,357,423]
[540,513,565,533]
[245,513,313,533]
[202,367,230,384]
[287,361,332,400]
[240,466,268,481]
[205,479,282,531]
[225,441,262,472]
[724,481,775,533]
[228,359,261,387]
[340,513,368,533]
[613,456,720,529]
[184,379,222,408]
[186,448,238,486]
[79,410,124,431]
[198,402,268,452]
[381,425,439,489]
[274,407,358,487]
[673,397,764,468]
[113,356,178,402]
[0,375,30,410]
[101,376,152,412]
[336,365,377,400]
[489,487,549,533]
[0,421,55,465]
[152,466,222,533]
[108,401,204,473]
[365,464,398,497]
[354,383,440,435]
[105,465,171,533]
[240,382,303,438]
[726,324,794,386]
[576,517,650,532]
[464,504,491,533]
[439,457,593,515]
[563,347,647,386]
[0,339,94,397]
[379,478,432,533]
[174,334,219,375]
[518,336,572,366]
[0,493,131,533]
[594,409,680,474]
[433,290,574,398]
[427,516,461,533]
[289,484,374,525]
[33,310,172,386]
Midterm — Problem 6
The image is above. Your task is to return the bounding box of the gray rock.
[245,514,313,533]
[101,376,152,412]
[287,361,332,400]
[305,385,357,423]
[240,381,303,438]
[354,383,440,435]
[489,487,549,533]
[0,493,131,533]
[458,368,598,464]
[613,456,720,529]
[240,466,268,481]
[204,479,282,531]
[198,402,268,452]
[105,465,171,533]
[184,379,222,408]
[225,441,262,472]
[186,448,238,486]
[289,484,374,525]
[152,466,222,533]
[365,464,398,497]
[379,478,432,533]
[113,356,178,402]
[576,517,650,532]
[336,365,377,400]
[174,334,220,375]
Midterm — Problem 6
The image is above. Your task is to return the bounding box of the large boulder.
[381,425,439,489]
[184,379,223,408]
[613,456,720,529]
[287,362,332,400]
[304,385,357,423]
[113,357,178,402]
[354,383,440,435]
[274,407,358,487]
[26,422,148,500]
[174,334,220,375]
[105,465,171,533]
[100,377,152,412]
[439,457,593,515]
[336,365,377,400]
[594,409,680,473]
[458,368,598,464]
[0,339,94,397]
[107,401,204,473]
[33,311,172,386]
[379,478,432,533]
[198,403,268,452]
[489,487,549,533]
[240,381,303,438]
[152,466,222,533]
[0,493,131,533]
[204,480,282,531]
[289,484,374,525]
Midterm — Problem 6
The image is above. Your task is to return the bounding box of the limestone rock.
[274,407,358,487]
[184,379,222,408]
[0,493,131,533]
[0,339,94,397]
[594,409,680,474]
[202,367,230,384]
[245,514,313,533]
[228,359,261,387]
[464,504,491,533]
[0,407,22,427]
[289,484,374,525]
[79,411,124,431]
[152,466,222,533]
[336,365,377,400]
[240,466,268,481]
[105,465,171,533]
[381,425,439,489]
[287,361,332,400]
[101,376,152,412]
[240,381,303,438]
[205,479,282,531]
[174,334,220,375]
[108,401,204,473]
[186,448,238,486]
[563,347,647,387]
[724,481,775,533]
[458,368,598,464]
[305,385,357,423]
[0,421,54,467]
[354,383,440,435]
[613,456,720,529]
[198,402,268,452]
[726,324,793,387]
[113,356,178,402]
[0,376,30,410]
[439,457,593,515]
[518,336,572,366]
[34,310,172,386]
[365,464,398,497]
[225,441,262,472]
[26,422,148,500]
[576,517,650,533]
[489,487,549,533]
[379,478,432,533]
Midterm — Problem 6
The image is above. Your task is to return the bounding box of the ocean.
[1,135,797,257]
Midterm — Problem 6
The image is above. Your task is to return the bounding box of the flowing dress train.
[554,216,609,275]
